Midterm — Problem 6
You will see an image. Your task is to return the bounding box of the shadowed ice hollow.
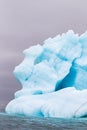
[6,30,87,118]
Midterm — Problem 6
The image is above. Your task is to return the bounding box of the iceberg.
[6,30,87,118]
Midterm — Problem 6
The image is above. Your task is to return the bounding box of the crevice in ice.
[55,61,77,91]
[34,50,54,65]
[59,66,77,89]
[57,54,68,61]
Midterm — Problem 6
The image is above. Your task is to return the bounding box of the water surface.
[0,113,87,130]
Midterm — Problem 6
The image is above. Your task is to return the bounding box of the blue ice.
[6,30,87,118]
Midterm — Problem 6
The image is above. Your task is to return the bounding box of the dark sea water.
[0,113,87,130]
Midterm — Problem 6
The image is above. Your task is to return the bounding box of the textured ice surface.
[6,30,87,118]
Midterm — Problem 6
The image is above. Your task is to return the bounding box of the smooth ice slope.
[6,30,87,118]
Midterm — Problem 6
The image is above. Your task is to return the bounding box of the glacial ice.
[6,30,87,118]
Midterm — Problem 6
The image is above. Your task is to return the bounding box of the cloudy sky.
[0,0,87,109]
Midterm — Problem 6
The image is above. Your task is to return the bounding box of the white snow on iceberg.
[6,30,87,118]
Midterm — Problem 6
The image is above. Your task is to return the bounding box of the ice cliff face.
[6,30,87,118]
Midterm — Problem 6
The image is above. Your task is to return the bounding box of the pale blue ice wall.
[13,31,87,95]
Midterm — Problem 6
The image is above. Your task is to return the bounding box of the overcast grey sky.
[0,0,87,109]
